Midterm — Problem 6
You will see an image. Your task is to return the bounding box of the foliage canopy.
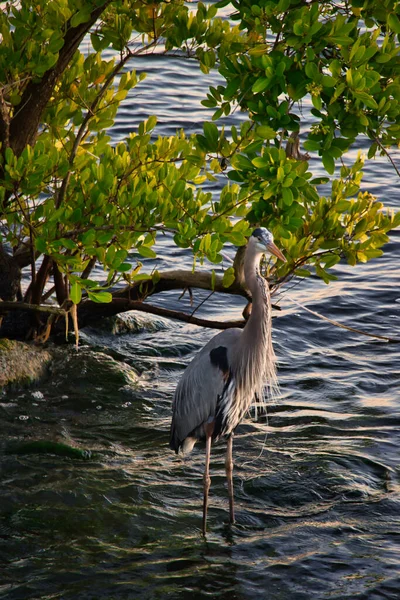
[0,0,399,337]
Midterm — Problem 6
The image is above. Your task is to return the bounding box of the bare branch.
[0,301,67,316]
[373,137,400,178]
[81,298,247,330]
[116,269,245,300]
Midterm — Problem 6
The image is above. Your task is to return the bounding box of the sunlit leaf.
[222,267,235,288]
[70,282,82,304]
[87,291,113,303]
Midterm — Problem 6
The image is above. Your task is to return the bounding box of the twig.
[288,295,400,343]
[373,136,400,178]
[190,290,215,318]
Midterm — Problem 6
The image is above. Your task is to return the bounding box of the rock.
[0,339,52,389]
[49,345,139,391]
[92,312,170,335]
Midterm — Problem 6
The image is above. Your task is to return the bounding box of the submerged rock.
[50,345,139,391]
[0,339,52,389]
[92,312,170,335]
[0,338,139,396]
[5,440,93,460]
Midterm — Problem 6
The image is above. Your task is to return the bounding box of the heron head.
[250,227,286,262]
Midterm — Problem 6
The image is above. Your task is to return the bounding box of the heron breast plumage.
[170,328,242,453]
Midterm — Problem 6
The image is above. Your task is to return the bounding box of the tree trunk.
[0,245,21,301]
[0,3,111,333]
[5,3,110,160]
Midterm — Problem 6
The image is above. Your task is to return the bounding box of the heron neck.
[233,247,274,390]
[244,250,270,323]
[230,243,277,398]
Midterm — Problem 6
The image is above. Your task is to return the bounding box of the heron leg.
[225,433,235,524]
[202,421,214,536]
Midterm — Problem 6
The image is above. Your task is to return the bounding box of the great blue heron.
[170,227,286,534]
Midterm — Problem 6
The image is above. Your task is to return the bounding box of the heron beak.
[267,241,286,263]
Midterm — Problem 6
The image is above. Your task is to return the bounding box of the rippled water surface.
[1,39,400,600]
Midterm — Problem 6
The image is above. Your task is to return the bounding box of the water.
[1,38,400,600]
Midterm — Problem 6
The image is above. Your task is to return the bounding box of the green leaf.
[252,157,269,168]
[335,200,351,211]
[363,249,384,260]
[211,269,216,290]
[315,264,332,284]
[5,147,14,164]
[252,77,270,93]
[310,177,330,185]
[212,107,224,121]
[282,187,293,205]
[312,95,322,110]
[331,82,346,102]
[59,238,77,251]
[146,115,157,132]
[322,153,335,175]
[70,208,82,223]
[277,166,285,183]
[256,126,276,140]
[322,75,336,88]
[388,13,400,34]
[105,245,116,265]
[137,245,157,258]
[82,230,96,245]
[10,92,21,106]
[203,121,219,149]
[70,282,82,305]
[323,254,340,269]
[201,98,217,108]
[227,170,244,182]
[305,62,319,80]
[368,142,378,159]
[319,239,339,250]
[375,53,393,63]
[222,267,235,288]
[132,274,152,282]
[48,32,64,53]
[118,263,132,272]
[391,212,400,228]
[35,238,47,253]
[87,291,113,303]
[196,134,209,151]
[353,217,368,237]
[226,232,247,246]
[353,92,378,110]
[70,8,91,28]
[171,179,186,198]
[295,268,311,277]
[329,35,352,45]
[304,140,321,152]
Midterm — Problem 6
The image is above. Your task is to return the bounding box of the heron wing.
[170,328,242,452]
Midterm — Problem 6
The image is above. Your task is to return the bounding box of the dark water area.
[1,43,400,600]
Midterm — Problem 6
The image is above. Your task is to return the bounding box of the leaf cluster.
[0,0,399,316]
